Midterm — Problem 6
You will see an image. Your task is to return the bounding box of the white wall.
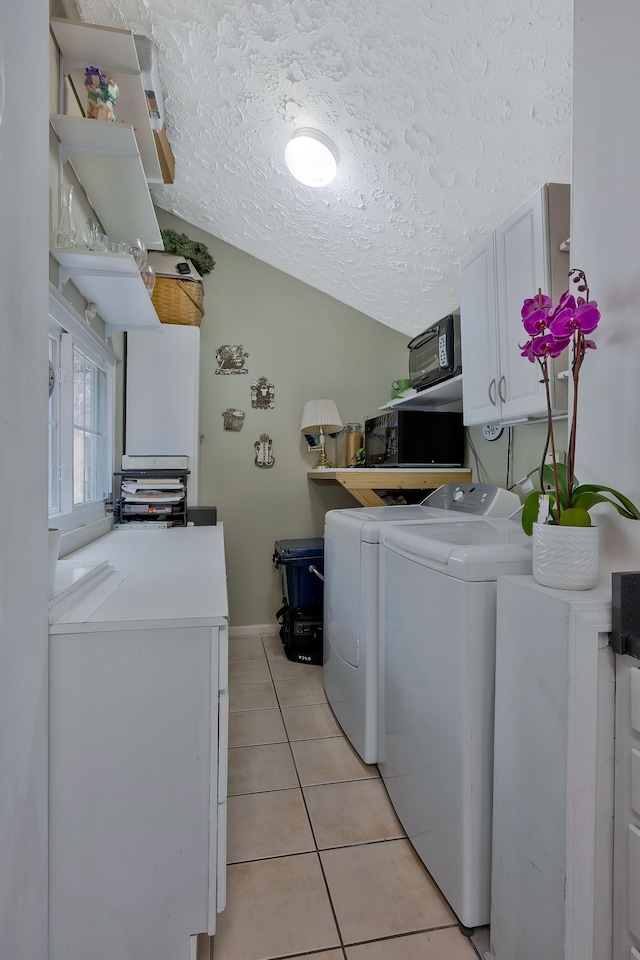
[155,211,412,626]
[572,0,640,579]
[0,0,50,957]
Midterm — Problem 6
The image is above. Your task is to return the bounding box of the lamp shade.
[300,399,343,434]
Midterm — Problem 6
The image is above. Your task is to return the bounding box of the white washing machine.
[323,483,521,763]
[377,518,532,931]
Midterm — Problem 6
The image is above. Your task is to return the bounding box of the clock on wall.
[482,424,504,441]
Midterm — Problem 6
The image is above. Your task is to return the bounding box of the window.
[49,288,117,529]
[73,343,108,504]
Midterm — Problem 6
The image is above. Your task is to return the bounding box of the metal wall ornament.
[222,408,246,431]
[251,377,275,409]
[215,344,249,374]
[254,433,275,468]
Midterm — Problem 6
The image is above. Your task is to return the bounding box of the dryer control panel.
[422,483,521,517]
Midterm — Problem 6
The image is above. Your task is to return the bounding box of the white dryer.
[323,483,520,763]
[377,518,532,931]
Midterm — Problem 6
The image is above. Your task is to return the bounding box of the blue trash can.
[272,538,324,610]
[273,538,324,664]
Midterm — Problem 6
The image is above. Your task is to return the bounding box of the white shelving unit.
[378,374,463,411]
[50,115,162,249]
[50,16,166,330]
[51,249,160,333]
[50,17,163,185]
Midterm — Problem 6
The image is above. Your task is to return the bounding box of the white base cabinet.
[612,659,640,960]
[48,527,228,960]
[489,576,614,960]
[460,182,570,426]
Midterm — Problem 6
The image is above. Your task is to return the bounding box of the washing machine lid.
[380,518,532,581]
[324,503,477,546]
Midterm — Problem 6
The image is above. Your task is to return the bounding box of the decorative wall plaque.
[222,408,246,431]
[251,377,275,409]
[254,433,275,468]
[215,344,249,374]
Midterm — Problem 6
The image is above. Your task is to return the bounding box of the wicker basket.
[149,253,204,326]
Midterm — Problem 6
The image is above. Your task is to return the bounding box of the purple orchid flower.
[522,294,552,318]
[522,309,550,337]
[519,339,538,362]
[521,295,552,332]
[531,333,571,359]
[552,290,576,315]
[549,299,601,338]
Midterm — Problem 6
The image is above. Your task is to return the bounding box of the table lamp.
[300,399,343,469]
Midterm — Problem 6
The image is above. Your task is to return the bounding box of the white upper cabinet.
[459,232,500,424]
[460,183,570,426]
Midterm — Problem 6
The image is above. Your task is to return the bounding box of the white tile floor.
[212,630,488,960]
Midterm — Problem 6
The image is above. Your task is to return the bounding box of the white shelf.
[50,115,162,250]
[51,249,161,332]
[378,374,463,411]
[50,17,163,184]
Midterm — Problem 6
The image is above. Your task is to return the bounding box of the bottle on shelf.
[345,422,363,467]
[56,182,77,249]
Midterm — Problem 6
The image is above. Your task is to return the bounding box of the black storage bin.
[272,538,324,610]
[276,605,323,665]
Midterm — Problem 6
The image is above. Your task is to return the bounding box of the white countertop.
[49,525,228,629]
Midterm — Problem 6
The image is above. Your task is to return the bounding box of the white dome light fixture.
[285,128,339,187]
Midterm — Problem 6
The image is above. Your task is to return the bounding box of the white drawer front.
[631,667,640,734]
[633,749,640,818]
[629,824,640,943]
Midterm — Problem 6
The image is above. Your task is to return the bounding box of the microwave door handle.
[488,378,497,406]
[498,375,507,404]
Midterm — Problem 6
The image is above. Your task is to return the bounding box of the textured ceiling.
[74,0,573,337]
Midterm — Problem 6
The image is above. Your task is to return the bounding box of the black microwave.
[407,313,462,393]
[364,410,465,467]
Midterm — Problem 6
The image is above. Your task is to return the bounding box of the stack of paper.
[121,479,185,503]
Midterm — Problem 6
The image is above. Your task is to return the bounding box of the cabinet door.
[613,663,640,960]
[459,232,501,425]
[494,187,550,421]
[126,325,200,503]
[49,623,218,960]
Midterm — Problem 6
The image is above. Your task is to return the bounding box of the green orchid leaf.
[521,490,541,535]
[573,484,640,520]
[541,462,571,505]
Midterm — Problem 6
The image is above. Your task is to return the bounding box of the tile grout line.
[262,634,348,956]
[260,636,467,956]
[227,634,480,960]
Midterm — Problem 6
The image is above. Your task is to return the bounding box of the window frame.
[48,285,118,532]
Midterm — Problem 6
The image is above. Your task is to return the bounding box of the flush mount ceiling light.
[285,128,339,187]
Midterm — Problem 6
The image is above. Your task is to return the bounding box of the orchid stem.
[540,355,562,522]
[567,331,584,507]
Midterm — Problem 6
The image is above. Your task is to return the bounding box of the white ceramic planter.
[532,521,599,590]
